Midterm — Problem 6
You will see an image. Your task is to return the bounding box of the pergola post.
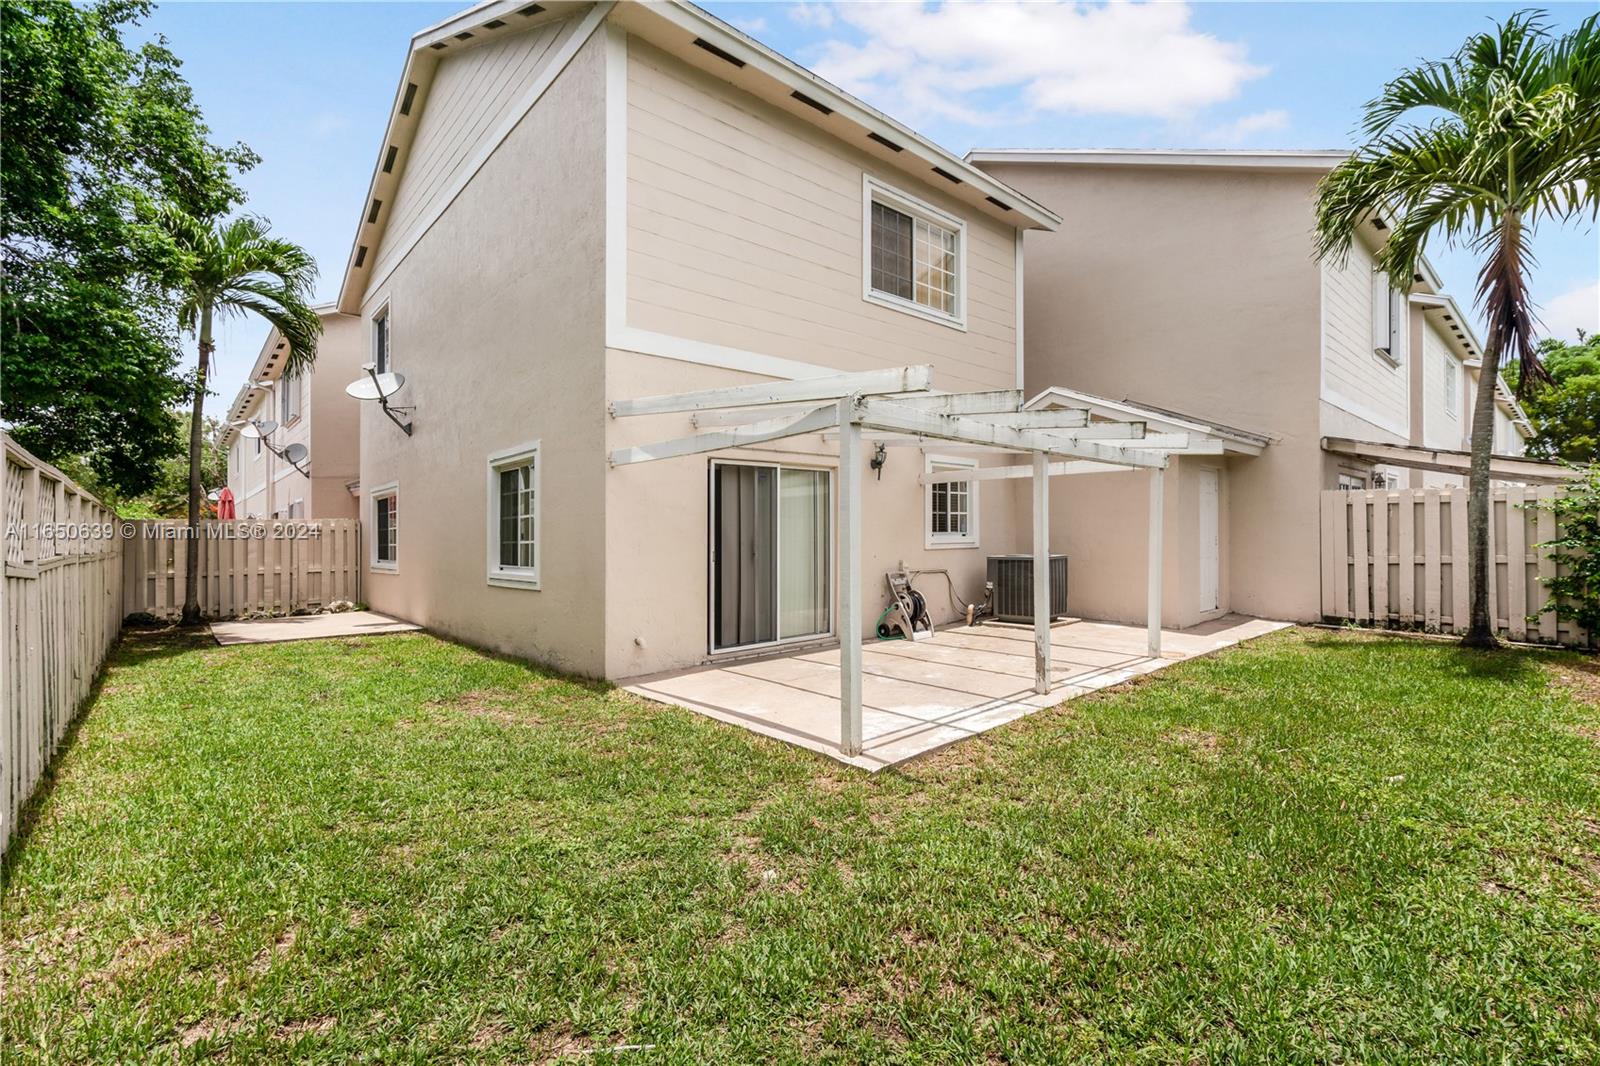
[837,396,864,757]
[1147,464,1165,658]
[1033,451,1051,694]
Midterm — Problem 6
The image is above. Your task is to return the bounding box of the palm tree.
[1314,11,1600,648]
[166,212,322,626]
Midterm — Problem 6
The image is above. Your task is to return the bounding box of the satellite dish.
[282,443,309,465]
[237,418,278,439]
[206,489,221,502]
[346,372,405,400]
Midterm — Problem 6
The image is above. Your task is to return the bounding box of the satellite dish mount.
[345,363,413,436]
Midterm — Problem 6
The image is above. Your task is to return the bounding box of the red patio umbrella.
[215,487,236,520]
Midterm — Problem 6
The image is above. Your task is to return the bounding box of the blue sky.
[137,2,1599,418]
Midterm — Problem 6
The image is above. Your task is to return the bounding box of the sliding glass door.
[712,462,831,651]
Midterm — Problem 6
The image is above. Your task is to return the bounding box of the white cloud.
[1204,108,1290,145]
[806,1,1266,126]
[787,2,834,29]
[1540,279,1600,343]
[734,15,768,35]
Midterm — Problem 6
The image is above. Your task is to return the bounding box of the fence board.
[121,519,361,621]
[4,434,122,853]
[1320,487,1585,646]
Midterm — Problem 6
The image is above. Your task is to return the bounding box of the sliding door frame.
[706,458,837,657]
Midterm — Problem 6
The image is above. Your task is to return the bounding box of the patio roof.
[609,365,1257,759]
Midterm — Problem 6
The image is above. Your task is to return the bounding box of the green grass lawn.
[3,627,1599,1064]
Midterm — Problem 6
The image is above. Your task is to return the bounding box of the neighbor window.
[1443,354,1459,418]
[1371,272,1406,365]
[372,485,398,569]
[372,304,391,374]
[926,455,978,548]
[864,177,964,326]
[487,442,539,588]
[279,371,302,424]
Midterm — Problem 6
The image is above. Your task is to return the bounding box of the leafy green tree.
[1,0,255,495]
[1514,331,1600,462]
[1314,11,1600,648]
[166,212,320,625]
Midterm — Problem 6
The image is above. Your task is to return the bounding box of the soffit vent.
[400,83,418,115]
[692,37,745,68]
[790,90,832,115]
[867,131,902,152]
[932,166,962,185]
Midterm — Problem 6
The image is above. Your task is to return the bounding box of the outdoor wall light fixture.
[871,442,888,480]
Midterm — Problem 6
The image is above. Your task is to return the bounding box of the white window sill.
[864,289,967,332]
[925,537,979,550]
[1372,348,1402,369]
[370,562,398,574]
[487,570,540,590]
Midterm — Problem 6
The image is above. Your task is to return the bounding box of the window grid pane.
[376,495,397,563]
[870,197,958,317]
[496,460,537,572]
[929,466,973,540]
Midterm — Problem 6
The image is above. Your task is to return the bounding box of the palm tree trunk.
[180,304,212,627]
[1462,340,1501,647]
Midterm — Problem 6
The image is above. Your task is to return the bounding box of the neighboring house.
[221,305,365,519]
[334,0,1090,678]
[966,149,1535,624]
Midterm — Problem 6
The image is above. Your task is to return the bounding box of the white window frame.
[1371,271,1406,367]
[1443,353,1459,419]
[279,370,303,426]
[370,480,399,572]
[486,441,540,590]
[371,298,392,374]
[862,175,968,331]
[924,454,979,549]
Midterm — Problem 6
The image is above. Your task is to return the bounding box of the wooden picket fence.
[4,435,123,851]
[1320,486,1588,645]
[122,519,361,620]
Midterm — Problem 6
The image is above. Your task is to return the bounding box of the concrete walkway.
[210,610,420,646]
[626,615,1289,771]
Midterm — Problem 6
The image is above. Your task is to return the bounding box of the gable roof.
[335,0,1060,314]
[220,303,341,448]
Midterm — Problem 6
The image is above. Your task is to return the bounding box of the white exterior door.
[1198,469,1220,613]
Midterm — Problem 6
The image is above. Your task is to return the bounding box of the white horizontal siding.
[374,17,581,284]
[624,38,1017,391]
[1321,239,1408,435]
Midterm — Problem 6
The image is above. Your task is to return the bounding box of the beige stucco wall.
[602,348,1027,680]
[624,38,1019,392]
[355,32,609,675]
[976,160,1326,622]
[304,312,364,520]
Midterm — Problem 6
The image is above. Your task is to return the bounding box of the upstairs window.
[864,177,965,328]
[1371,271,1407,366]
[372,304,391,374]
[279,371,302,424]
[1443,353,1459,418]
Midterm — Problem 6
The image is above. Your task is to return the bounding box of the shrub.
[1534,465,1600,642]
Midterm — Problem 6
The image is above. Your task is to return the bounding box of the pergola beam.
[608,405,837,466]
[886,389,1023,415]
[609,365,932,418]
[920,461,1129,484]
[858,398,1167,469]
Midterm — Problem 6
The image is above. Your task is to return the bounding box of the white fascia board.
[610,365,932,418]
[966,149,1350,171]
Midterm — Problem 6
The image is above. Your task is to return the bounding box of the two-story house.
[967,149,1535,624]
[333,0,1096,679]
[221,304,365,520]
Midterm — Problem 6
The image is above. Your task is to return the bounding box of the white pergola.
[608,366,1248,757]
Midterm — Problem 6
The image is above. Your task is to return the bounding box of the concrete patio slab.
[210,610,421,646]
[625,615,1290,771]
